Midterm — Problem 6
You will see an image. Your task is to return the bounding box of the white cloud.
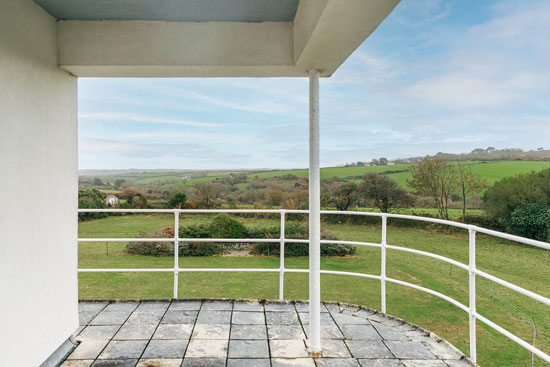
[79,112,224,127]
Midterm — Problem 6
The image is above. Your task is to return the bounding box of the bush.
[178,223,224,256]
[483,168,550,221]
[131,215,353,257]
[180,242,223,256]
[126,227,174,256]
[252,223,355,257]
[127,226,224,256]
[208,214,247,238]
[507,203,550,241]
[78,189,107,221]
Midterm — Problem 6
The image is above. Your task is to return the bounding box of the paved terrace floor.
[62,300,473,367]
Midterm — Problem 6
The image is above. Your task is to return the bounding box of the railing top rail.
[78,208,550,250]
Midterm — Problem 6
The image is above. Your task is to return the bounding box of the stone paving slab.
[137,359,182,367]
[67,299,472,367]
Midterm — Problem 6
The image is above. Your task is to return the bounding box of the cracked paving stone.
[191,324,230,339]
[372,324,410,341]
[161,310,198,324]
[153,324,193,340]
[91,360,138,367]
[421,339,464,360]
[271,358,316,367]
[142,340,188,359]
[231,324,267,339]
[269,339,309,358]
[185,339,228,358]
[266,311,300,325]
[346,340,394,359]
[268,324,305,340]
[315,358,361,367]
[339,324,381,340]
[304,324,344,339]
[195,310,231,324]
[384,341,436,359]
[78,325,120,340]
[231,311,265,324]
[233,301,264,312]
[227,358,270,367]
[181,358,225,367]
[401,361,448,367]
[136,359,182,367]
[305,339,351,358]
[114,324,157,340]
[228,339,269,359]
[358,360,404,367]
[98,340,148,360]
[67,340,109,360]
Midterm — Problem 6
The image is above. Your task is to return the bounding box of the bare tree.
[194,182,220,208]
[456,163,486,220]
[360,173,412,213]
[328,182,359,211]
[407,157,457,220]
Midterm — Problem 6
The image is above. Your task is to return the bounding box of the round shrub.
[507,203,550,242]
[208,214,247,238]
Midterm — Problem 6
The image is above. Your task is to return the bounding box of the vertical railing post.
[308,69,322,354]
[381,215,387,314]
[469,227,477,364]
[173,210,179,299]
[279,210,286,300]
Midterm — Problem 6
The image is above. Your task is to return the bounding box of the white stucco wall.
[0,1,78,366]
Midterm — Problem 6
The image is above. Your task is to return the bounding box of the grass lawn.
[79,214,550,366]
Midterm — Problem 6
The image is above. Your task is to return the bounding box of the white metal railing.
[78,208,550,364]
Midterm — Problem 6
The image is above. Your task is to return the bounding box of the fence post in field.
[469,227,477,364]
[279,210,286,300]
[173,211,179,299]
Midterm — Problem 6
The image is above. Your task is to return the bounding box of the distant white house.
[182,176,191,180]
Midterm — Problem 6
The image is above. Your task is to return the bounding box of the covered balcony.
[1,1,549,367]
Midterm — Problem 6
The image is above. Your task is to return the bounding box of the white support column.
[308,69,322,354]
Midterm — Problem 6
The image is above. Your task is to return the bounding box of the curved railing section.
[78,208,550,364]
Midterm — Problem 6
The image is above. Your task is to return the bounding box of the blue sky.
[79,0,550,170]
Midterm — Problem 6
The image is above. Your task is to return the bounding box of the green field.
[387,161,550,189]
[79,214,550,366]
[248,164,411,180]
[248,161,550,190]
